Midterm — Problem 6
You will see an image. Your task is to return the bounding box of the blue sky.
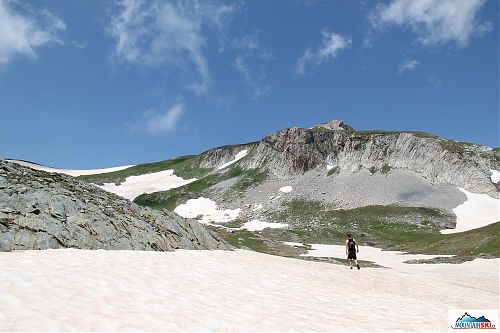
[0,0,498,168]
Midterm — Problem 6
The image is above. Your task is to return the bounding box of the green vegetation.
[77,155,212,185]
[353,130,403,135]
[271,199,443,229]
[352,130,437,138]
[381,222,499,256]
[438,139,476,155]
[134,164,268,210]
[381,164,391,174]
[227,165,244,178]
[212,199,498,262]
[369,166,378,175]
[327,166,340,176]
[78,142,258,185]
[210,198,498,263]
[231,168,269,193]
[268,198,499,257]
[310,126,335,133]
[491,148,500,163]
[134,173,222,210]
[222,219,246,228]
[221,230,273,253]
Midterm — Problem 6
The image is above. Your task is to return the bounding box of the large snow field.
[442,188,500,234]
[7,159,134,177]
[99,170,196,200]
[0,249,497,332]
[174,197,241,224]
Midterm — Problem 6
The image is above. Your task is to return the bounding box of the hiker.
[346,233,360,270]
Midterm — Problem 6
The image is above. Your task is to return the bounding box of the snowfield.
[218,149,248,170]
[98,170,196,200]
[491,169,500,184]
[0,249,497,332]
[7,159,134,177]
[174,197,241,224]
[442,188,500,234]
[241,219,288,231]
[298,243,453,268]
[279,186,293,193]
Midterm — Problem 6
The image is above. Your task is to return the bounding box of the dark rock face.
[0,160,232,251]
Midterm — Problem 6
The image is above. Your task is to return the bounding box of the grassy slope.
[134,165,268,211]
[77,155,212,185]
[266,199,498,257]
[77,142,259,186]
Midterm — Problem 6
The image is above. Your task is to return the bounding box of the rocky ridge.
[236,123,498,198]
[0,160,231,251]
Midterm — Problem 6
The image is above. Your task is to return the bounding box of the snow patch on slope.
[283,241,305,247]
[279,186,293,193]
[490,169,500,184]
[99,170,196,200]
[242,220,288,231]
[252,203,263,211]
[218,150,248,170]
[7,160,134,177]
[441,188,500,234]
[174,197,241,224]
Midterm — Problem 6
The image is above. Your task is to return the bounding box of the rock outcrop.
[239,124,499,198]
[0,160,231,251]
[314,119,354,131]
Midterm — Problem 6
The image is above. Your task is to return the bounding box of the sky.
[0,0,498,168]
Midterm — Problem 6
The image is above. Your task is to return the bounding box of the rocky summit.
[0,160,231,251]
[314,119,354,131]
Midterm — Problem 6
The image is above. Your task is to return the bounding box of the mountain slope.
[0,160,231,251]
[131,121,498,214]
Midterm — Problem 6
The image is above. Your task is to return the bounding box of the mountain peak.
[314,119,354,131]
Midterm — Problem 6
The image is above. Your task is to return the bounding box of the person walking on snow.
[346,233,360,270]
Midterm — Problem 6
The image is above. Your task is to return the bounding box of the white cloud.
[108,0,237,95]
[0,1,65,66]
[427,75,442,87]
[294,31,351,74]
[145,103,185,134]
[398,58,420,74]
[234,34,274,101]
[370,0,491,47]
